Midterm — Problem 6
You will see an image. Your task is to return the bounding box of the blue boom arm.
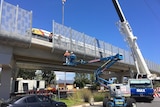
[63,53,123,87]
[94,54,123,87]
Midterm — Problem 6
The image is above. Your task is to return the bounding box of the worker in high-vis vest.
[64,50,70,63]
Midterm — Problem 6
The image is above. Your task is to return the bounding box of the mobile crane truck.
[64,53,136,107]
[112,0,157,102]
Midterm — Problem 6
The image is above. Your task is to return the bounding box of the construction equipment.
[112,0,158,80]
[112,0,156,102]
[128,78,154,102]
[64,53,136,107]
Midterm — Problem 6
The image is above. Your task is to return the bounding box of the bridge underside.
[13,40,133,74]
[13,39,159,77]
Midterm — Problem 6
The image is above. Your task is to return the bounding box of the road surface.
[83,98,160,107]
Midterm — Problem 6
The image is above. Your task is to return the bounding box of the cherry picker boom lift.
[112,0,156,102]
[64,53,136,107]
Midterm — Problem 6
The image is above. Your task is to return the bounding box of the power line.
[143,0,160,24]
[156,0,160,6]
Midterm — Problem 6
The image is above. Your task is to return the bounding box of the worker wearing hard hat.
[70,51,76,63]
[64,50,70,63]
[49,32,53,42]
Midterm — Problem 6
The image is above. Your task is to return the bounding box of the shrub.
[93,91,109,102]
[68,90,83,104]
[81,89,93,102]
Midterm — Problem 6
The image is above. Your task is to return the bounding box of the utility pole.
[62,0,67,90]
[62,0,66,25]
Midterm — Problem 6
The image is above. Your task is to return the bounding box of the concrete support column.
[115,71,130,83]
[0,45,13,100]
[0,45,13,65]
[10,67,19,94]
[102,70,131,83]
[0,66,12,100]
[116,74,124,83]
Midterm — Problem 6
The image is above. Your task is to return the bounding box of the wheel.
[126,98,137,107]
[147,97,154,103]
[103,98,109,107]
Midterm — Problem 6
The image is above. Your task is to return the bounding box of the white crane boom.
[112,0,157,80]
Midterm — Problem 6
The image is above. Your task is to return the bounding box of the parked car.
[1,94,67,107]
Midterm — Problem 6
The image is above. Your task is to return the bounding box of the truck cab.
[128,79,154,102]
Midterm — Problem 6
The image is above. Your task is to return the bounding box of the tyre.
[103,98,109,107]
[126,98,137,107]
[147,97,154,103]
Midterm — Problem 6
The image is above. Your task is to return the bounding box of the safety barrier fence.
[0,0,32,35]
[53,21,160,73]
[0,0,32,48]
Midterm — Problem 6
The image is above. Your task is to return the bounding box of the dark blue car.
[1,94,67,107]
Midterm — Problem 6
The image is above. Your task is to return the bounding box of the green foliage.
[81,89,93,102]
[93,92,108,102]
[55,90,109,107]
[35,70,43,80]
[153,80,160,89]
[68,90,83,104]
[42,70,56,86]
[59,98,78,107]
[73,72,99,90]
[60,89,109,107]
[74,73,91,88]
[58,98,83,107]
[18,69,35,79]
[58,89,93,106]
[57,90,84,107]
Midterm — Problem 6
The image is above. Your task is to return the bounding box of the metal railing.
[0,0,32,48]
[53,21,160,73]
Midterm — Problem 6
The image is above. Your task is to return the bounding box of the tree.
[35,70,43,80]
[18,69,35,79]
[74,72,90,88]
[89,73,99,90]
[42,70,56,86]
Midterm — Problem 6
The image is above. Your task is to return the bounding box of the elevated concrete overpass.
[14,37,160,76]
[15,38,132,73]
[0,0,160,100]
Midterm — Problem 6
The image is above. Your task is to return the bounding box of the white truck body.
[15,78,45,93]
